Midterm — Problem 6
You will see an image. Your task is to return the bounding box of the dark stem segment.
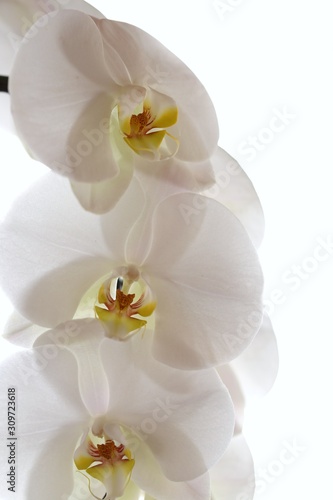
[0,76,9,93]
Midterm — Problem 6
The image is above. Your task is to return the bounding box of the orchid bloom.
[9,9,219,212]
[0,0,104,74]
[0,172,263,369]
[0,326,235,499]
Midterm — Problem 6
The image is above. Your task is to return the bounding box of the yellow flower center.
[90,440,127,463]
[73,265,156,339]
[116,85,179,160]
[94,274,156,340]
[75,431,135,500]
[114,289,135,311]
[126,107,155,137]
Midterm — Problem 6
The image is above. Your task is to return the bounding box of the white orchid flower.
[0,0,104,74]
[9,9,219,212]
[0,325,234,499]
[33,310,277,500]
[0,171,263,369]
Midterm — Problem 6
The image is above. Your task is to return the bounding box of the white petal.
[56,0,105,18]
[10,10,120,182]
[132,441,211,500]
[0,174,112,326]
[0,1,28,73]
[0,94,16,133]
[70,165,133,214]
[0,28,15,75]
[34,319,109,416]
[0,347,88,499]
[217,318,278,434]
[126,164,200,264]
[0,0,104,74]
[100,333,235,481]
[216,364,245,434]
[0,173,145,327]
[176,102,218,162]
[210,435,255,500]
[201,147,265,248]
[3,310,47,347]
[127,158,216,264]
[70,107,135,213]
[230,313,279,399]
[145,193,264,368]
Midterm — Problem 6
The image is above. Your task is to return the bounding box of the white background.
[1,1,333,499]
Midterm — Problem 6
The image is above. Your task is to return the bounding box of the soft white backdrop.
[1,1,332,499]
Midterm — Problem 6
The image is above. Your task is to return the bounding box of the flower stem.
[0,76,9,93]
